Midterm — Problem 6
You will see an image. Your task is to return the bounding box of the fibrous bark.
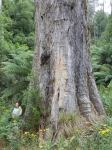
[34,0,105,131]
[0,0,2,10]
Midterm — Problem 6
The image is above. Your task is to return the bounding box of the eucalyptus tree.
[33,0,105,135]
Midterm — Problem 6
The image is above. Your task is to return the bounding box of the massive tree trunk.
[34,0,105,131]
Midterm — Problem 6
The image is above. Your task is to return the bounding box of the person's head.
[15,101,21,108]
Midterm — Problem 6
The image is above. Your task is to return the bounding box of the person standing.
[12,101,22,118]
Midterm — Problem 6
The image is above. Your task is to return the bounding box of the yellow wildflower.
[24,131,29,135]
[39,145,43,148]
[46,128,49,131]
[31,133,36,138]
[99,129,110,135]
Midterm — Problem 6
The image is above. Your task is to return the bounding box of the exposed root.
[45,112,105,142]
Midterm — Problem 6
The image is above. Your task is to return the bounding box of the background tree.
[94,10,107,38]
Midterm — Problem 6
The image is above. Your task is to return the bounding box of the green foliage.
[3,0,34,35]
[102,16,112,43]
[99,82,112,116]
[91,14,112,85]
[0,1,43,142]
[59,113,77,124]
[22,84,43,130]
[0,0,34,101]
[99,44,112,65]
[0,99,39,150]
[1,45,33,100]
[94,10,108,38]
[91,44,112,85]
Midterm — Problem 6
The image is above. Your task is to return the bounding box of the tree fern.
[1,45,33,100]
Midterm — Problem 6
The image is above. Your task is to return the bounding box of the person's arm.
[12,108,16,118]
[18,106,22,116]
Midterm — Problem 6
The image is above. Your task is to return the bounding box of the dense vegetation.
[0,0,34,101]
[0,0,112,149]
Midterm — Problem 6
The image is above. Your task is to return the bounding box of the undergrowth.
[0,83,112,150]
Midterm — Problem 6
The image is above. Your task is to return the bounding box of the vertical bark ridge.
[50,1,77,126]
[71,0,92,116]
[86,56,105,115]
[83,0,105,115]
[87,73,105,115]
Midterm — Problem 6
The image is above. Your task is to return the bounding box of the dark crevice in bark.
[41,16,43,20]
[57,88,60,102]
[70,5,74,10]
[41,51,50,66]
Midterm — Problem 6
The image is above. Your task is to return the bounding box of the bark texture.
[34,0,105,129]
[0,0,1,9]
